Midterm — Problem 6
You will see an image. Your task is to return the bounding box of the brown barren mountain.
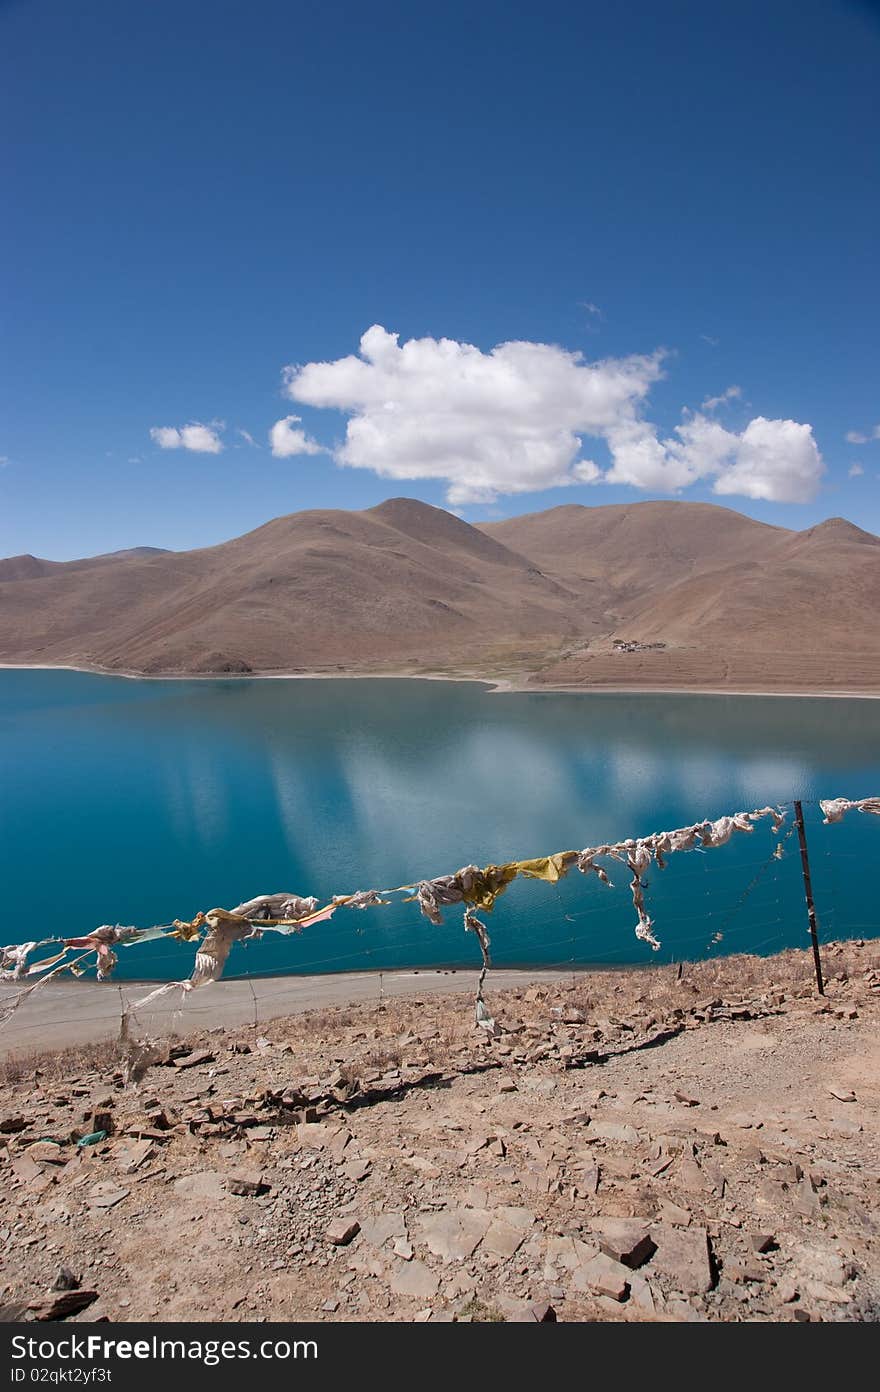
[1,497,878,691]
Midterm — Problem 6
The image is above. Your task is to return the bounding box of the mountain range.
[1,497,878,691]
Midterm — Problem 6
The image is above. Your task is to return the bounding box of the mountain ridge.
[1,497,878,692]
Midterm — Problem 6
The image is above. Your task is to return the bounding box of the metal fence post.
[793,800,825,996]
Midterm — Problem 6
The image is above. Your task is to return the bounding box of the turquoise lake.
[1,670,879,980]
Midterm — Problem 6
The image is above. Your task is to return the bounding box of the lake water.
[1,671,879,981]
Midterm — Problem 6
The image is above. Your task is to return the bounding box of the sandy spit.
[2,660,880,700]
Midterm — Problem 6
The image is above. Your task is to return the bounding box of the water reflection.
[0,672,878,976]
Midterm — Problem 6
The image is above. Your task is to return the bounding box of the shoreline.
[0,938,868,1056]
[2,659,880,700]
[0,966,576,1057]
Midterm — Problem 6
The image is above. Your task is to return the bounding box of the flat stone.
[494,1204,534,1229]
[544,1235,588,1272]
[326,1217,360,1246]
[795,1249,847,1287]
[461,1186,489,1208]
[401,1156,441,1178]
[827,1086,856,1103]
[25,1141,67,1165]
[648,1224,715,1294]
[173,1050,215,1070]
[173,1170,226,1200]
[524,1077,557,1096]
[414,1209,492,1263]
[297,1122,333,1149]
[666,1296,709,1322]
[89,1184,129,1209]
[28,1291,99,1321]
[657,1201,691,1227]
[793,1177,822,1218]
[509,1300,557,1322]
[575,1164,600,1196]
[116,1139,155,1173]
[328,1129,352,1163]
[572,1252,631,1301]
[753,1177,786,1210]
[11,1154,44,1185]
[804,1282,851,1304]
[520,1162,557,1194]
[481,1225,525,1259]
[481,1207,535,1259]
[342,1158,371,1182]
[726,1260,765,1284]
[589,1121,640,1145]
[677,1158,710,1193]
[359,1212,407,1248]
[226,1171,269,1197]
[389,1260,440,1300]
[495,1293,533,1318]
[627,1272,657,1314]
[589,1217,656,1269]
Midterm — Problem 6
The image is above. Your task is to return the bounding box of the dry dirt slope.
[1,497,879,688]
[0,498,585,674]
[1,942,878,1324]
[482,505,880,689]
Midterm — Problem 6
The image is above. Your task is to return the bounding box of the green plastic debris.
[76,1130,107,1147]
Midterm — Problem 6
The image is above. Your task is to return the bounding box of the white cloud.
[285,325,660,505]
[709,417,824,503]
[150,422,224,454]
[700,334,720,347]
[702,384,742,411]
[237,428,259,448]
[845,425,880,445]
[849,462,865,478]
[269,415,324,458]
[282,325,823,506]
[602,412,823,502]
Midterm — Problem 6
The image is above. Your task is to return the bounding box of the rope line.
[1,793,877,1033]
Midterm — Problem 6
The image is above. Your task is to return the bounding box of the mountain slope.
[0,497,878,691]
[0,499,587,674]
[480,500,789,593]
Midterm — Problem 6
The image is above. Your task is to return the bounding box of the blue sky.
[1,0,878,559]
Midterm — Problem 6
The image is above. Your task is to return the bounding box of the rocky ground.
[1,941,879,1324]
